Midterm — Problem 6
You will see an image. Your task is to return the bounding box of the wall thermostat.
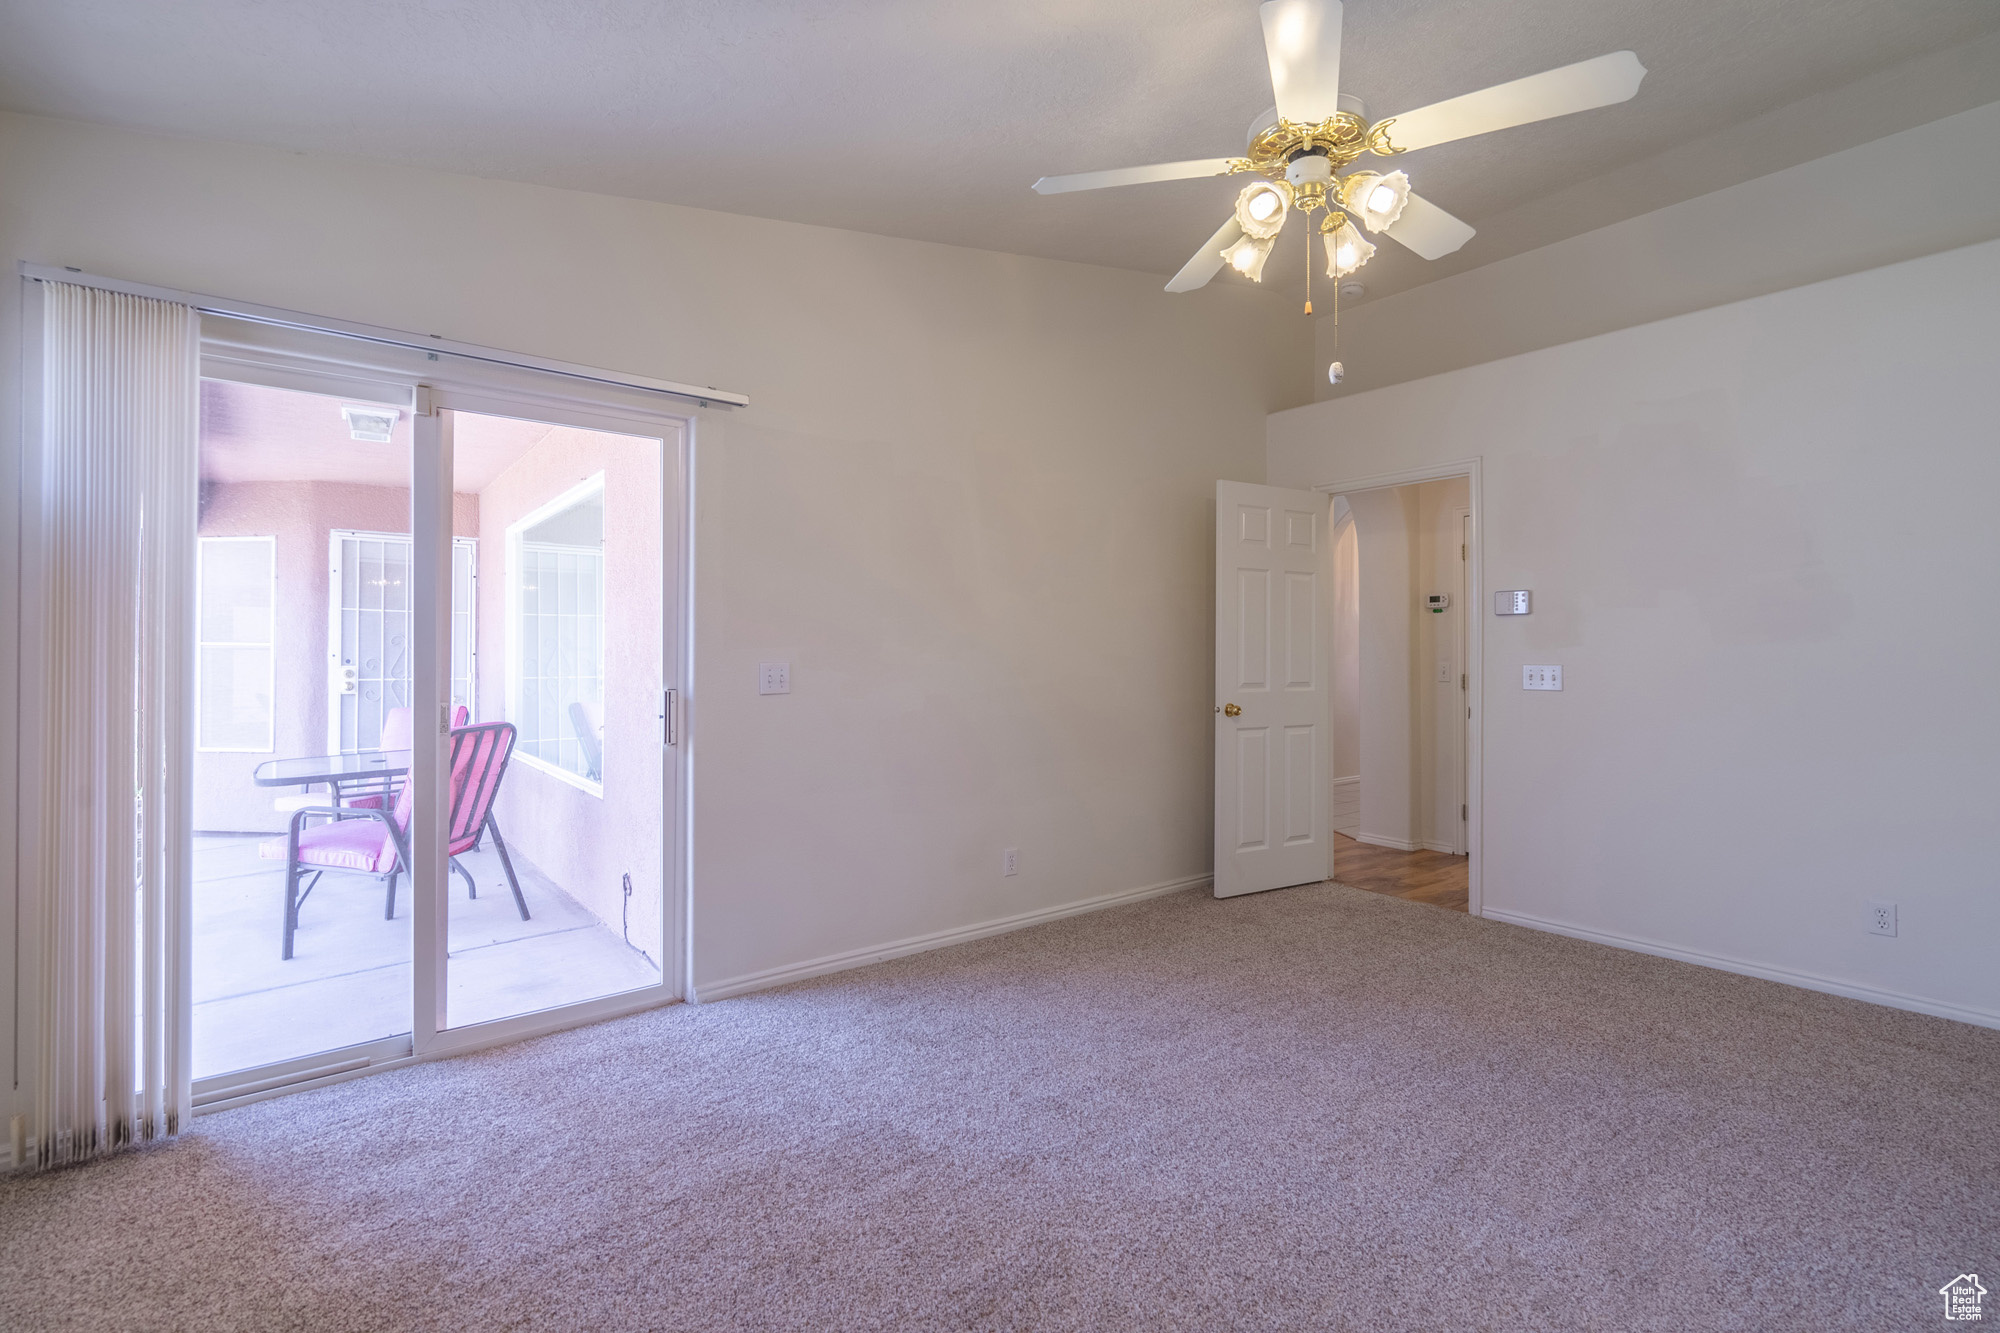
[1494,590,1531,615]
[1425,594,1450,613]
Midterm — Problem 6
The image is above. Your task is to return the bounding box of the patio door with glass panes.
[432,402,672,1032]
[326,532,476,753]
[190,316,688,1109]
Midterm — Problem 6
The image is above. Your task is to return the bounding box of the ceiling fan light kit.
[1032,0,1646,385]
[1235,181,1293,240]
[1338,170,1411,232]
[1225,233,1278,281]
[1323,218,1375,279]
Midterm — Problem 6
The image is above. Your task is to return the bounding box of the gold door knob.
[1223,703,1241,717]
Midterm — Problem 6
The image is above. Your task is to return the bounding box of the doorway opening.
[1327,477,1472,912]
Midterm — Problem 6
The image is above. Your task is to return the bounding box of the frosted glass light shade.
[1224,233,1277,281]
[1234,181,1294,241]
[1339,170,1410,232]
[1325,226,1375,278]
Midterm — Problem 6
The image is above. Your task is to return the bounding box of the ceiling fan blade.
[1376,51,1646,154]
[1032,159,1237,195]
[1260,0,1344,125]
[1165,216,1246,293]
[1381,192,1476,260]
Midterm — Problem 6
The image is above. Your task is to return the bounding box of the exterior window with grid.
[507,475,605,792]
[197,535,277,752]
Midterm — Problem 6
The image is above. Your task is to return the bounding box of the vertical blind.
[32,281,198,1167]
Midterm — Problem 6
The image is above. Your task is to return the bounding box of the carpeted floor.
[5,882,1997,1332]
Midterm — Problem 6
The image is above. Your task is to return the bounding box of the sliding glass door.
[190,378,417,1082]
[439,405,667,1030]
[189,328,686,1103]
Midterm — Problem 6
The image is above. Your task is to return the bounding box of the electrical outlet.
[1002,847,1019,877]
[1523,664,1562,691]
[757,661,790,695]
[1866,900,1897,937]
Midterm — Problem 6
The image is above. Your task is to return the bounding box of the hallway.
[1330,833,1468,912]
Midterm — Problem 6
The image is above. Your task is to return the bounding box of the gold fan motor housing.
[1228,111,1403,213]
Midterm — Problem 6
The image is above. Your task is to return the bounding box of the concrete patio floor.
[194,833,662,1080]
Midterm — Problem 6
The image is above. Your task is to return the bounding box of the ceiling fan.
[1032,0,1646,303]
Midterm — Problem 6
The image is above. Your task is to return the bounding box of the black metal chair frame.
[279,723,531,960]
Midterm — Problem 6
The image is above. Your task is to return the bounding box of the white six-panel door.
[1214,481,1330,898]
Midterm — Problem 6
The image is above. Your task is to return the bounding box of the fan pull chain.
[1303,205,1314,316]
[1331,231,1340,358]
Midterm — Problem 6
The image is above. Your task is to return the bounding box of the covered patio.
[193,833,658,1078]
[192,378,667,1080]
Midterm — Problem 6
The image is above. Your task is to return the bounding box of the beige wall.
[1337,477,1466,856]
[1311,99,2000,402]
[1272,235,2000,1028]
[0,106,1308,1057]
[1327,501,1360,840]
[1344,487,1415,850]
[1329,501,1359,782]
[1414,478,1469,855]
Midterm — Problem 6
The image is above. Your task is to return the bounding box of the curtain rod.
[18,261,749,410]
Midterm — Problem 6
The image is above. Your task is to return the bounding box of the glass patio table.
[252,749,413,790]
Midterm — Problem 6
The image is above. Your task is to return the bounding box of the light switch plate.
[1523,665,1562,691]
[1436,659,1454,684]
[758,661,791,695]
[1495,590,1531,615]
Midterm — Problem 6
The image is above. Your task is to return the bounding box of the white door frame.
[414,384,693,1064]
[191,346,699,1108]
[1451,506,1470,857]
[1312,459,1483,916]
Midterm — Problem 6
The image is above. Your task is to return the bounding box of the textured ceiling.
[5,0,1999,304]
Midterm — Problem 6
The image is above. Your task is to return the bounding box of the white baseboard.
[1421,839,1461,855]
[1482,907,2000,1032]
[1329,775,1359,791]
[1355,832,1419,852]
[690,872,1212,1004]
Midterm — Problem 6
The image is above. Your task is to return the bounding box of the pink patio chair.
[261,720,529,959]
[338,705,466,809]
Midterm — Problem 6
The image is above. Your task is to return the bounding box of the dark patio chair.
[260,720,530,959]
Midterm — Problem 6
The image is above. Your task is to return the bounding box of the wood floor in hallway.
[1331,833,1469,912]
